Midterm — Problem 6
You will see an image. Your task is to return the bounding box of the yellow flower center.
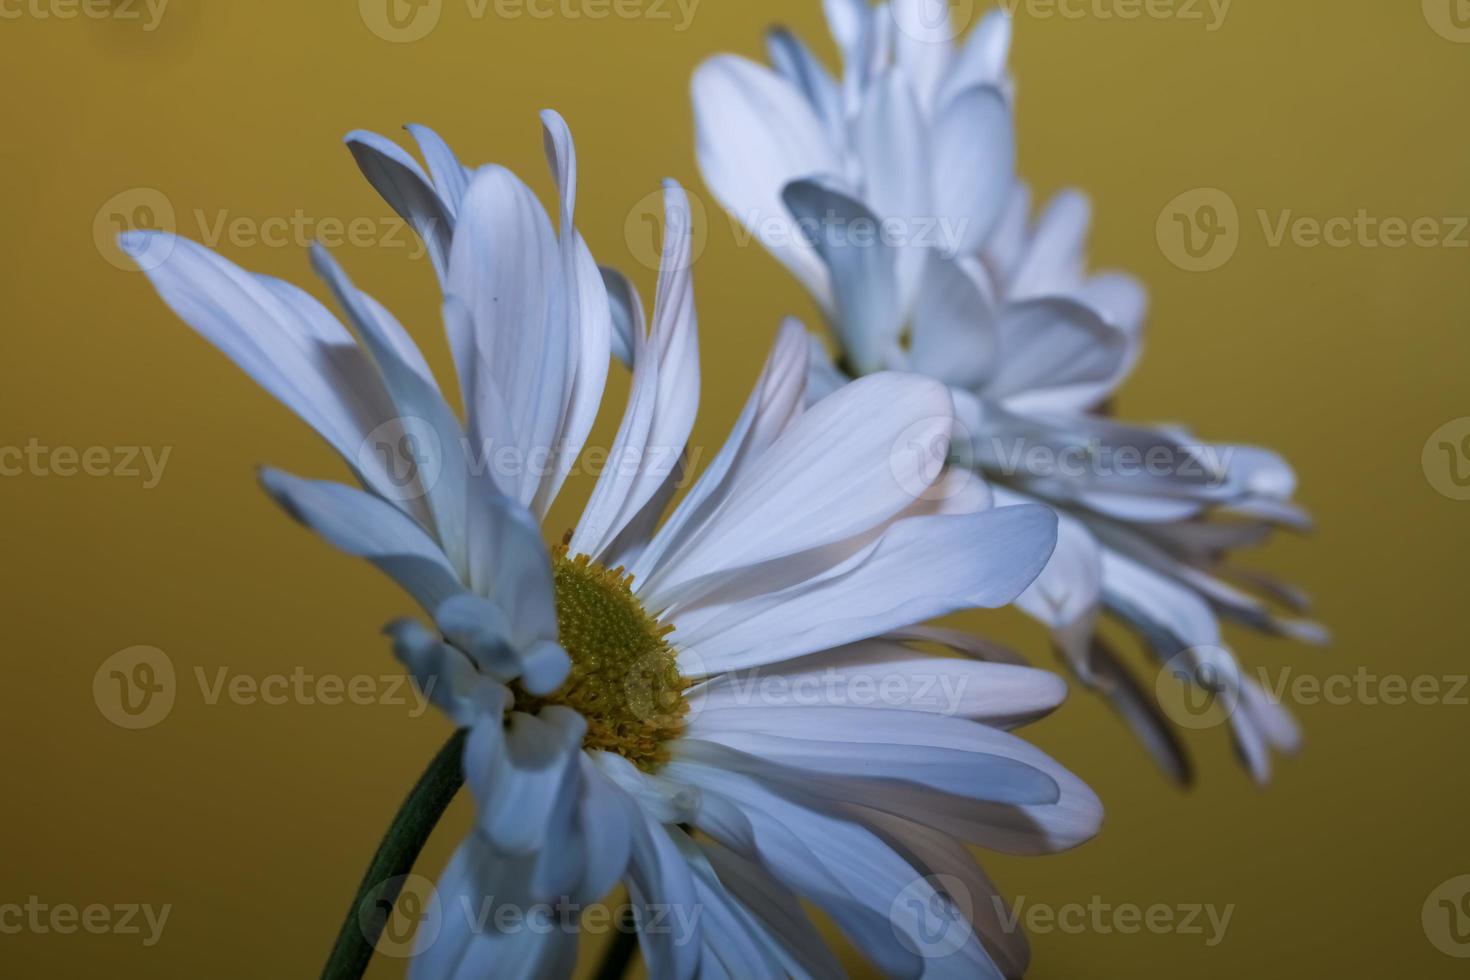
[516,542,688,771]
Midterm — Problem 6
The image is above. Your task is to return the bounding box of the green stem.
[321,728,468,980]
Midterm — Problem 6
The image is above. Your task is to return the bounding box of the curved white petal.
[448,165,572,509]
[783,178,903,374]
[673,503,1057,673]
[258,468,462,613]
[693,55,844,309]
[931,83,1014,256]
[345,129,457,284]
[570,182,699,561]
[643,372,954,604]
[632,318,809,590]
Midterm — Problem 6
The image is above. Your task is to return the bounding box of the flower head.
[125,111,1100,977]
[692,0,1326,784]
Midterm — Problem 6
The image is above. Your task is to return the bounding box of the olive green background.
[2,0,1467,976]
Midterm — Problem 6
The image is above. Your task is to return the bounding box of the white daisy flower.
[692,0,1326,784]
[122,111,1101,978]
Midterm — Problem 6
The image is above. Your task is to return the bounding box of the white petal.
[693,55,843,309]
[907,251,1000,390]
[856,69,933,313]
[632,318,809,592]
[539,111,612,516]
[766,26,845,150]
[619,798,703,980]
[465,706,586,858]
[667,748,990,978]
[121,232,421,514]
[406,123,472,217]
[311,245,471,576]
[570,182,699,561]
[685,708,1062,808]
[673,504,1057,673]
[643,372,954,605]
[855,809,1029,979]
[699,841,844,980]
[931,84,1014,256]
[981,297,1130,415]
[345,129,456,284]
[448,165,572,509]
[689,638,1066,728]
[783,178,903,374]
[384,618,512,728]
[938,9,1012,109]
[408,834,578,980]
[1002,489,1103,638]
[258,468,462,612]
[892,0,955,113]
[1008,189,1091,299]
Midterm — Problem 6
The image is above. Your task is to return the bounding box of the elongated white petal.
[643,372,953,604]
[667,748,998,978]
[311,245,471,577]
[600,265,642,368]
[687,706,1062,807]
[1008,189,1091,299]
[855,69,933,312]
[632,318,809,592]
[673,504,1057,673]
[981,298,1129,416]
[406,123,472,216]
[408,834,579,980]
[570,183,699,561]
[689,639,1066,728]
[465,705,585,858]
[699,840,844,980]
[122,232,425,513]
[892,0,955,113]
[448,165,572,508]
[539,111,613,516]
[258,468,462,613]
[856,808,1029,979]
[783,178,903,374]
[345,130,456,283]
[618,797,702,980]
[931,83,1014,256]
[938,9,1012,109]
[766,26,845,150]
[908,251,1000,389]
[693,55,843,309]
